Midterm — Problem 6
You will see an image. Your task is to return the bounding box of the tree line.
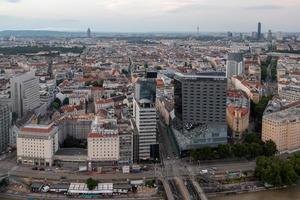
[0,46,85,55]
[189,134,277,161]
[256,154,300,186]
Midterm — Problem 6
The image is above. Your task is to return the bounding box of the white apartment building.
[11,72,41,117]
[87,117,119,162]
[133,98,157,160]
[17,124,59,166]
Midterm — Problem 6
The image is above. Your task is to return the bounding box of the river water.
[210,185,300,200]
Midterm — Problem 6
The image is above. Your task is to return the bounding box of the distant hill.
[0,30,86,38]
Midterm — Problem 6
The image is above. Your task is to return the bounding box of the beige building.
[227,90,250,139]
[231,76,263,103]
[87,117,119,162]
[17,124,59,166]
[262,105,300,153]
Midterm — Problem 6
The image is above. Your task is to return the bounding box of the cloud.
[166,3,218,13]
[0,0,21,3]
[244,5,284,10]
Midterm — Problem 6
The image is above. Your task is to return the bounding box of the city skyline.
[0,0,299,32]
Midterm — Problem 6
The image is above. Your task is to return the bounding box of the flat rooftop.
[55,148,87,156]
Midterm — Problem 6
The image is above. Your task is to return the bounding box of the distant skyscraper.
[0,104,10,152]
[11,72,41,117]
[227,31,233,38]
[267,30,273,42]
[197,25,200,36]
[87,28,91,38]
[257,22,262,40]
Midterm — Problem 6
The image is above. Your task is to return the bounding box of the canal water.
[210,185,300,200]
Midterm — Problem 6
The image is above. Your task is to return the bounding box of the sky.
[0,0,299,32]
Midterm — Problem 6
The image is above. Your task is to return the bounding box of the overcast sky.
[0,0,298,32]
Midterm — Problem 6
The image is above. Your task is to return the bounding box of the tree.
[63,97,69,105]
[190,149,199,161]
[281,160,298,185]
[86,178,98,190]
[263,140,277,157]
[255,156,283,186]
[244,133,261,144]
[52,98,62,109]
[232,144,248,158]
[290,154,300,176]
[198,147,216,160]
[155,66,162,70]
[121,69,128,75]
[247,143,263,158]
[217,144,232,158]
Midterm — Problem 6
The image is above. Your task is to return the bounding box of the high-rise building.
[87,28,91,38]
[257,22,262,40]
[0,104,10,152]
[267,29,273,42]
[133,78,157,160]
[11,72,41,118]
[226,52,244,79]
[173,72,228,149]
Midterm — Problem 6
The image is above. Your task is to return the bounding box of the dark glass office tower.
[257,22,262,40]
[173,72,228,149]
[134,78,156,103]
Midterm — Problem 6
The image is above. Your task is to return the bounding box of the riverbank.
[209,185,300,200]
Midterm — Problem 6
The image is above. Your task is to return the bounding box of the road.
[0,121,256,200]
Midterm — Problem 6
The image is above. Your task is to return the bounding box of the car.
[32,167,38,170]
[167,156,170,160]
[39,168,45,171]
[200,169,208,174]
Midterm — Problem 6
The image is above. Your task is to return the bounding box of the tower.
[87,28,91,38]
[257,22,262,40]
[267,30,272,42]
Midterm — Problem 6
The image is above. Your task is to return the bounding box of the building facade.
[173,72,228,149]
[17,124,59,166]
[0,104,10,152]
[262,105,300,153]
[11,72,41,117]
[133,78,157,160]
[226,90,250,139]
[87,118,120,162]
[226,52,244,79]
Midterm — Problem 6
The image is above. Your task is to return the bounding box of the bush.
[86,178,98,190]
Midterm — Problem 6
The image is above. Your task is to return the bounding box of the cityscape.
[0,0,300,200]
